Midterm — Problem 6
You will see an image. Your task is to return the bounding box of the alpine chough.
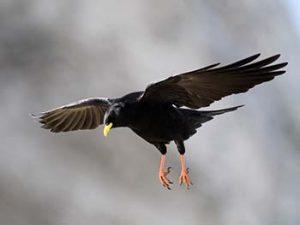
[32,54,287,189]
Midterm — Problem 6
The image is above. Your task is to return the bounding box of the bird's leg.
[175,140,192,189]
[154,144,172,189]
[178,154,192,189]
[158,155,172,189]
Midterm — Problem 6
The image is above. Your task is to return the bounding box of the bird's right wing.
[139,54,287,108]
[32,98,112,132]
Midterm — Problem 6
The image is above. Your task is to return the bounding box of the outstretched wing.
[139,54,287,108]
[32,98,112,132]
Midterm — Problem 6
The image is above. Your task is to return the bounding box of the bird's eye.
[114,105,122,113]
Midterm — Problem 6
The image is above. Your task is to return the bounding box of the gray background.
[0,0,299,225]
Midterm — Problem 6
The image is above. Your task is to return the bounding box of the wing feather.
[92,106,100,128]
[140,54,287,108]
[82,107,93,129]
[32,98,112,132]
[73,110,86,130]
[67,111,82,131]
[61,111,80,132]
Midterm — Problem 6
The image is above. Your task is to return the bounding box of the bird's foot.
[159,167,173,190]
[179,168,193,189]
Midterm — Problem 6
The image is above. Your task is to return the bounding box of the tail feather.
[183,105,243,129]
[200,105,244,116]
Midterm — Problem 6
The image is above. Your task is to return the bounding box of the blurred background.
[0,0,299,225]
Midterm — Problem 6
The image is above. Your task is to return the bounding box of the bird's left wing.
[32,98,112,132]
[139,54,287,109]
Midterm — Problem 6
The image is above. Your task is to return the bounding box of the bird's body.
[126,102,190,144]
[32,54,287,189]
[110,96,241,145]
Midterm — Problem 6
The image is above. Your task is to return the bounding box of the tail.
[200,105,244,116]
[183,105,244,129]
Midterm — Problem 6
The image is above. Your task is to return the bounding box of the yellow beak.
[103,123,113,137]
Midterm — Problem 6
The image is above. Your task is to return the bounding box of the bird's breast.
[126,104,190,142]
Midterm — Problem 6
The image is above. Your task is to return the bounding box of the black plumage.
[32,54,287,189]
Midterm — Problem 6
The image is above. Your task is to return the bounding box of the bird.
[32,54,287,189]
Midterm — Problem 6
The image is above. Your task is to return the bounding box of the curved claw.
[159,167,173,189]
[167,167,172,173]
[179,168,193,189]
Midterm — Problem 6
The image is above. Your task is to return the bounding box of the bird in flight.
[32,54,287,189]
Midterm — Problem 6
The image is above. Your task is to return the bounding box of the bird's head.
[103,103,126,137]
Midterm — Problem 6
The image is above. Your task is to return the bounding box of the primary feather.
[140,54,287,108]
[32,98,111,132]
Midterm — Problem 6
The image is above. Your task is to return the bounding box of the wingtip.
[30,112,44,119]
[251,53,284,62]
[30,113,39,118]
[199,62,221,71]
[246,53,261,61]
[274,70,286,76]
[271,54,281,61]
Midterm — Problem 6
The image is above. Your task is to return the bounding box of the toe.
[167,167,172,174]
[159,171,172,190]
[179,175,184,185]
[179,172,192,189]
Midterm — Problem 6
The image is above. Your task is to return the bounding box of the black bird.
[32,54,287,189]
